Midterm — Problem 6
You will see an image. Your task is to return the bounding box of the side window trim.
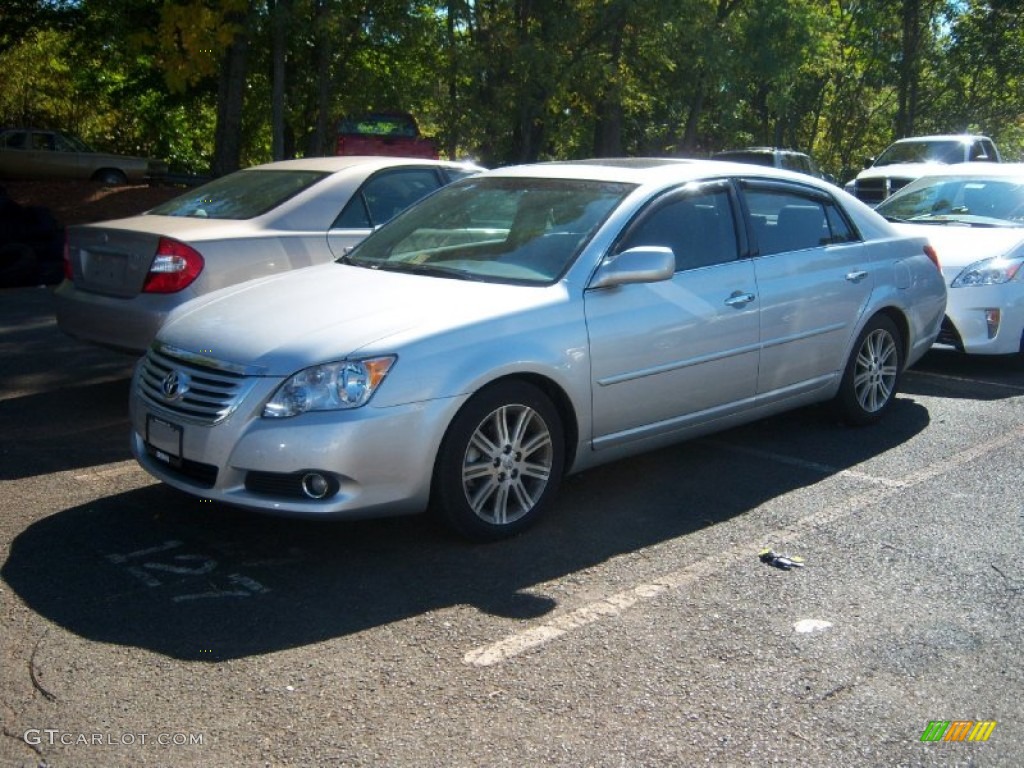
[613,179,744,272]
[737,179,862,256]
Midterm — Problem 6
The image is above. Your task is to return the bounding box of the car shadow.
[903,348,1024,401]
[2,397,931,662]
[0,377,133,480]
[1,286,136,478]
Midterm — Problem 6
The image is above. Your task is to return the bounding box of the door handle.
[846,270,869,283]
[724,291,756,308]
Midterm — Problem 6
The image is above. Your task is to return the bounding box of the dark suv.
[711,147,834,183]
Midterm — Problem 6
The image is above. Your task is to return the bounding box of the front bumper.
[130,366,469,519]
[941,282,1024,355]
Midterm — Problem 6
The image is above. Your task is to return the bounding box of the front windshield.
[874,140,965,166]
[343,176,634,285]
[148,169,329,219]
[877,176,1024,227]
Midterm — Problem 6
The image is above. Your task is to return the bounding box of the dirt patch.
[2,180,184,227]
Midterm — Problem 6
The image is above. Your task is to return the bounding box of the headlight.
[263,356,396,418]
[951,256,1024,288]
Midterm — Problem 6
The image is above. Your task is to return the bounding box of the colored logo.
[920,720,997,742]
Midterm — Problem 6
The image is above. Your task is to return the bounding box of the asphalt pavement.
[1,285,1021,767]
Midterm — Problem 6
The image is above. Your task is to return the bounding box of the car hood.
[158,262,563,375]
[892,222,1024,278]
[856,162,947,181]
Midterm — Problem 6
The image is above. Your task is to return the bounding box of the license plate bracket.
[146,415,183,466]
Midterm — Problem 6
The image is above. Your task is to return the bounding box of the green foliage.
[1,0,1023,174]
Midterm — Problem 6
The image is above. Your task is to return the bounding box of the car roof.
[892,134,992,144]
[713,147,806,156]
[480,157,831,189]
[242,156,483,173]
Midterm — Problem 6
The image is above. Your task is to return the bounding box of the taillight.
[62,230,72,280]
[924,244,940,270]
[142,237,204,293]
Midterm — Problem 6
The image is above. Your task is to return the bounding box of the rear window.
[149,169,330,219]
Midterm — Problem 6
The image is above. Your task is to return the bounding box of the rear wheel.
[832,314,903,425]
[94,168,128,186]
[433,381,564,541]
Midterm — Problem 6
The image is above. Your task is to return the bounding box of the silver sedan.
[129,159,947,540]
[54,156,481,353]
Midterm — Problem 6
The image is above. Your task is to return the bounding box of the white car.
[877,164,1024,361]
[845,134,1000,204]
[129,159,946,540]
[54,156,482,353]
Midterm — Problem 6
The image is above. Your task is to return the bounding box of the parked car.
[845,134,1001,204]
[0,128,166,185]
[129,158,946,540]
[711,147,835,183]
[54,156,482,353]
[876,163,1024,361]
[336,112,438,159]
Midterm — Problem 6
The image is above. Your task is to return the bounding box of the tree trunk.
[311,0,333,157]
[212,12,250,177]
[271,0,289,161]
[897,0,921,137]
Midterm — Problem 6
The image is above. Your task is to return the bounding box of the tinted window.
[31,133,55,151]
[618,185,738,271]
[333,168,442,229]
[149,169,330,219]
[745,187,856,255]
[1,131,27,149]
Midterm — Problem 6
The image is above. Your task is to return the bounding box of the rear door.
[739,180,872,395]
[585,181,760,450]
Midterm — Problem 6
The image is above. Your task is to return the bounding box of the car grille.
[144,443,219,488]
[137,344,260,425]
[855,179,888,204]
[245,471,340,500]
[855,176,914,205]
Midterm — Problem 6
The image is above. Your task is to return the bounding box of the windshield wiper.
[360,261,483,281]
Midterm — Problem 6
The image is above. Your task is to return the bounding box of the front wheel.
[433,381,565,541]
[832,314,903,426]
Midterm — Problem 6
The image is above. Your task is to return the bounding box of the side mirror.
[589,246,675,290]
[862,156,874,169]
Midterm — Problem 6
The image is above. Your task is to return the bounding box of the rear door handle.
[725,291,756,308]
[846,270,869,283]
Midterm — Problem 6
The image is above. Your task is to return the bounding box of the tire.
[433,381,565,541]
[832,314,903,426]
[94,169,128,186]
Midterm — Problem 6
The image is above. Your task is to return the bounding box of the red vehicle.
[335,112,438,159]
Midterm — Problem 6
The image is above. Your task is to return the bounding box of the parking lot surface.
[1,285,1021,767]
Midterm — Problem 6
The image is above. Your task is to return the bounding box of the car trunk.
[68,226,164,297]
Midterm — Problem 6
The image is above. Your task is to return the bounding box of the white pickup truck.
[845,134,1001,204]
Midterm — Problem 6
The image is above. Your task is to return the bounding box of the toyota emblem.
[161,370,190,401]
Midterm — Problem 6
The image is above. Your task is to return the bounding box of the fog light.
[985,309,1001,339]
[301,472,331,499]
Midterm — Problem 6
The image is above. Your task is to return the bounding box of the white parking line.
[463,422,1024,667]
